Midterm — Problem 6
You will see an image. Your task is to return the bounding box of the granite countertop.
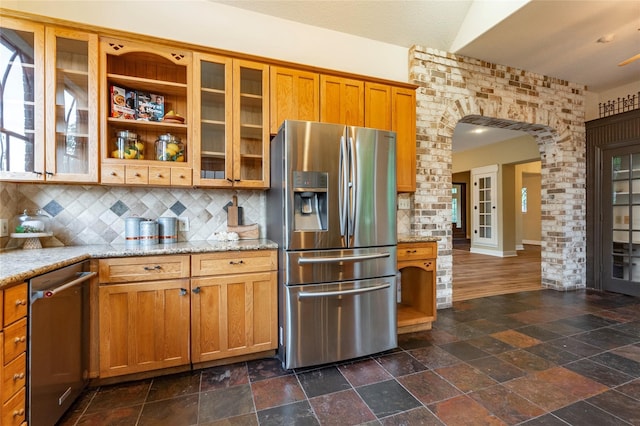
[0,239,278,288]
[397,233,440,243]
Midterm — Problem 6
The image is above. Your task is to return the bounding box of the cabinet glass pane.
[0,28,36,173]
[199,60,228,180]
[238,66,264,181]
[54,37,90,174]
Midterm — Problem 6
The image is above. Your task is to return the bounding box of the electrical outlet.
[177,217,190,232]
[0,219,7,237]
[398,197,411,210]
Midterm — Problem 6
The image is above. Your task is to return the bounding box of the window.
[521,187,528,213]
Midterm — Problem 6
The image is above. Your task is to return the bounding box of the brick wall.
[409,46,587,308]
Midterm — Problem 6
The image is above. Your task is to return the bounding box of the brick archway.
[409,46,587,308]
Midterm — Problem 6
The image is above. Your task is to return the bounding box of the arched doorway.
[408,46,587,308]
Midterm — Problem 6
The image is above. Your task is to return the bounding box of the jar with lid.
[112,130,144,159]
[155,133,185,162]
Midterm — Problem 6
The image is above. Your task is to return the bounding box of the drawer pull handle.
[144,265,162,271]
[14,336,26,344]
[406,250,418,254]
[15,299,26,306]
[13,408,24,417]
[13,373,25,380]
[229,260,244,265]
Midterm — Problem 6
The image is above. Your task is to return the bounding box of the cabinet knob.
[110,171,117,176]
[179,288,188,296]
[229,260,244,265]
[192,287,201,294]
[13,372,25,381]
[15,336,26,344]
[15,299,26,306]
[135,173,141,177]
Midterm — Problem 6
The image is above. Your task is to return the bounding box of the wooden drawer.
[192,250,277,277]
[2,353,26,403]
[397,242,437,262]
[99,255,190,283]
[1,386,25,426]
[3,284,27,327]
[3,319,26,365]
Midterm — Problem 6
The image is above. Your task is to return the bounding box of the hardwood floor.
[453,243,542,301]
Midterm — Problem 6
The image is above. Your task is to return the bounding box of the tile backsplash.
[0,182,411,249]
[0,182,266,248]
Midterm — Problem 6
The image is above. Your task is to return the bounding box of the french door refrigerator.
[267,120,398,369]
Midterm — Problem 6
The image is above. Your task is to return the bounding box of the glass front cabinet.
[193,53,270,188]
[0,18,98,182]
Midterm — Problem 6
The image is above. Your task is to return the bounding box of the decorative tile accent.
[170,200,186,216]
[110,200,129,216]
[43,200,64,217]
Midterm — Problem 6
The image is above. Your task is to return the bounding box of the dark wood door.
[452,182,467,240]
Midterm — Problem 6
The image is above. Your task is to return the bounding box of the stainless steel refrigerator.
[267,120,398,369]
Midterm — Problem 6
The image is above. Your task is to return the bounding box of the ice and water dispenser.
[292,171,328,231]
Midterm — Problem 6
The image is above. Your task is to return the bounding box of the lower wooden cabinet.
[397,241,437,333]
[98,279,191,378]
[1,283,27,426]
[191,270,277,363]
[97,250,277,379]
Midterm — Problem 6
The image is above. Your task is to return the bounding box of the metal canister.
[139,220,158,246]
[125,217,143,245]
[157,217,177,244]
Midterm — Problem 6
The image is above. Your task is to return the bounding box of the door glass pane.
[0,28,36,173]
[611,154,640,282]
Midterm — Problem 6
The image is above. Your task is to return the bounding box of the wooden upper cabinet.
[364,82,392,131]
[320,75,364,126]
[393,87,417,193]
[270,67,319,134]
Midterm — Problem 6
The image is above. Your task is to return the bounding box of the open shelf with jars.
[100,38,192,186]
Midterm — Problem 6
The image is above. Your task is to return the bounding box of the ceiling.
[213,0,639,151]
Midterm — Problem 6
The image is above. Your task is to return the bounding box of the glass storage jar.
[155,133,185,162]
[112,130,143,159]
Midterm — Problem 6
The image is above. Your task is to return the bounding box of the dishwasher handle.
[32,271,96,301]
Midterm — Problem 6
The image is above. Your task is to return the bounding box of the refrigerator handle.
[348,135,356,244]
[339,135,349,238]
[298,282,390,299]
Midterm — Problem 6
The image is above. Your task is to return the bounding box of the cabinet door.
[191,271,277,363]
[0,18,45,181]
[192,53,233,187]
[270,67,319,134]
[232,60,270,188]
[320,75,364,126]
[45,27,99,182]
[98,279,190,378]
[364,82,391,131]
[393,87,416,192]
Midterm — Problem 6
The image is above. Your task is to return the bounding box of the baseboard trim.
[470,247,518,257]
[522,240,541,246]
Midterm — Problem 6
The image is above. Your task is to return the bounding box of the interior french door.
[471,165,498,247]
[603,145,640,296]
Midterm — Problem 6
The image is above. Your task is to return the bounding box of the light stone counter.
[0,239,277,288]
[397,233,440,244]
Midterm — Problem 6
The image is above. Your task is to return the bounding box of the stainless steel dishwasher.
[29,260,95,426]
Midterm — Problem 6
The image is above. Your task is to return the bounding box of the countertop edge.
[0,239,278,288]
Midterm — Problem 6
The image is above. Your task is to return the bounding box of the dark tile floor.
[59,289,640,425]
